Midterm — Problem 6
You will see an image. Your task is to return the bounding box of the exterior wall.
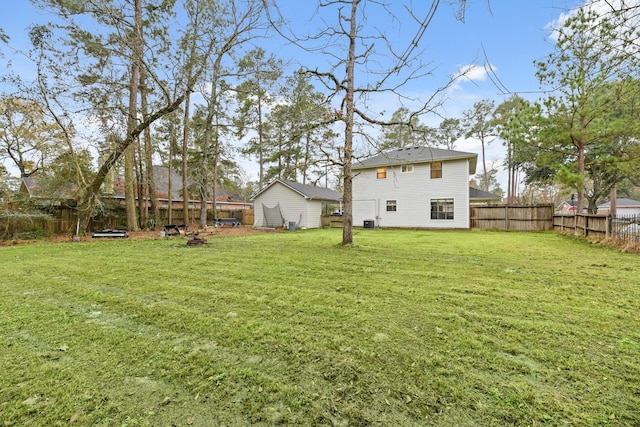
[597,206,640,216]
[253,182,321,228]
[306,200,324,228]
[352,159,471,229]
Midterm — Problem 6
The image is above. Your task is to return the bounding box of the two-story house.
[352,146,478,229]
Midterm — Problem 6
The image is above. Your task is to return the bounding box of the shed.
[251,179,342,229]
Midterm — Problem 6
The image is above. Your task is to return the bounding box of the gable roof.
[469,187,501,202]
[598,198,640,208]
[353,146,477,174]
[21,176,76,200]
[251,179,342,202]
[21,166,249,204]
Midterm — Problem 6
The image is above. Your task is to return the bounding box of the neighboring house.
[597,198,640,216]
[557,200,579,214]
[20,176,76,207]
[352,146,477,229]
[110,166,251,211]
[20,166,252,211]
[251,179,342,229]
[469,187,502,204]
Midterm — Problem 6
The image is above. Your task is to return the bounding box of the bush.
[0,210,53,240]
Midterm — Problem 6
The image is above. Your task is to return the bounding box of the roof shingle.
[353,146,477,174]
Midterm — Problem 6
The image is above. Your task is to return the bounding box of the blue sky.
[1,0,586,188]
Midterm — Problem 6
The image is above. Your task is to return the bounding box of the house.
[251,179,342,229]
[556,200,579,214]
[352,146,477,229]
[20,176,76,207]
[20,166,252,212]
[597,198,640,217]
[109,166,251,211]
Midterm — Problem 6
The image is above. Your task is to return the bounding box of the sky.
[0,0,588,190]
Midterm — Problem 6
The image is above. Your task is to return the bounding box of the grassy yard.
[0,229,639,426]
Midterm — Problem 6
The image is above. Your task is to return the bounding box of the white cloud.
[448,63,496,93]
[457,64,491,82]
[547,0,640,43]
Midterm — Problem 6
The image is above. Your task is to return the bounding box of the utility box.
[363,220,375,229]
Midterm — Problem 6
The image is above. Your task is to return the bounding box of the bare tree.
[263,0,468,245]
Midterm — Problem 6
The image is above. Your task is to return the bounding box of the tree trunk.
[141,68,160,229]
[576,139,586,216]
[342,0,359,246]
[124,0,143,232]
[182,90,191,225]
[124,110,140,230]
[198,151,208,229]
[257,91,264,189]
[481,137,488,192]
[136,131,147,228]
[610,186,617,217]
[168,117,175,225]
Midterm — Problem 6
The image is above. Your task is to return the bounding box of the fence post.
[505,205,509,231]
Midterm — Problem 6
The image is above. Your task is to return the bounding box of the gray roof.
[353,146,477,174]
[598,198,640,208]
[22,166,248,204]
[469,187,501,201]
[251,179,342,202]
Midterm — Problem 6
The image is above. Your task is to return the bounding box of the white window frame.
[430,198,454,220]
[386,200,397,212]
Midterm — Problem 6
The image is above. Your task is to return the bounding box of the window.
[377,167,387,179]
[431,161,442,179]
[431,198,454,220]
[386,200,397,212]
[401,164,413,173]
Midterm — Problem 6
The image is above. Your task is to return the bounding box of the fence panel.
[1,205,255,238]
[321,214,344,228]
[610,214,640,243]
[553,214,610,240]
[470,204,554,231]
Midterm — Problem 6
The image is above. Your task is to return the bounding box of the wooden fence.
[470,204,554,231]
[553,213,610,240]
[1,206,255,238]
[320,205,557,231]
[321,214,345,228]
[7,201,635,247]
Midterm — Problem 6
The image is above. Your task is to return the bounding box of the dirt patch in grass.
[1,225,271,246]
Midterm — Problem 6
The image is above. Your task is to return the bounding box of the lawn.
[1,229,639,426]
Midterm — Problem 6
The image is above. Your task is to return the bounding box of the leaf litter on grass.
[1,229,640,425]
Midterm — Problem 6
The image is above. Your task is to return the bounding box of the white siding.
[253,182,324,229]
[352,159,471,229]
[306,201,324,228]
[353,199,377,226]
[598,206,640,216]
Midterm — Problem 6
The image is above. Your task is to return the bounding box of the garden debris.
[91,229,129,238]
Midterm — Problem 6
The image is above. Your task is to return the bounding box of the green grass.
[1,229,639,426]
